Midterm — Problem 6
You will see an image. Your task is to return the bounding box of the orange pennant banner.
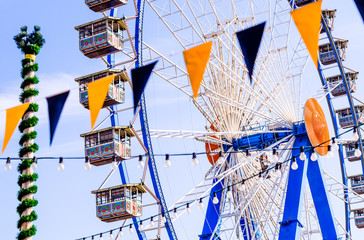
[2,103,30,153]
[183,41,213,98]
[291,0,322,68]
[88,75,114,130]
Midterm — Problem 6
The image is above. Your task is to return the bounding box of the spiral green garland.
[14,26,45,240]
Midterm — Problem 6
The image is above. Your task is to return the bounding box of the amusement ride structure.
[74,0,364,239]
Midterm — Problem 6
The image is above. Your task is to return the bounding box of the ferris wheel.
[74,0,364,240]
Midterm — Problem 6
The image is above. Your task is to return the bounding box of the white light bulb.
[291,160,298,170]
[192,157,199,166]
[186,206,191,214]
[138,160,144,169]
[299,151,306,161]
[226,189,233,200]
[4,162,11,171]
[173,211,178,219]
[212,195,219,204]
[332,140,339,151]
[31,162,37,170]
[355,148,362,157]
[111,161,118,170]
[238,183,246,191]
[272,154,278,162]
[310,151,318,161]
[117,230,123,238]
[199,201,204,209]
[162,216,167,224]
[84,161,91,170]
[353,130,359,141]
[129,226,133,234]
[100,236,103,240]
[164,159,171,168]
[148,218,154,228]
[109,233,113,239]
[258,176,264,184]
[139,223,144,231]
[217,155,225,165]
[57,162,64,171]
[275,169,282,178]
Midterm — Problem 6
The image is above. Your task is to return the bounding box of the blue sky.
[0,0,364,239]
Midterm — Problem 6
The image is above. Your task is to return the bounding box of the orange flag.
[183,41,213,98]
[291,0,322,68]
[88,75,114,130]
[2,103,30,153]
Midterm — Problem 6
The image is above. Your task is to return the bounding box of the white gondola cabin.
[294,0,312,7]
[85,0,127,12]
[353,209,364,228]
[75,69,129,109]
[326,72,358,97]
[75,17,126,58]
[319,40,348,65]
[91,184,145,222]
[321,9,336,34]
[81,126,134,166]
[344,143,362,162]
[349,175,364,194]
[335,106,364,129]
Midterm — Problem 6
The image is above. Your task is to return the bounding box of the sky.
[0,0,364,240]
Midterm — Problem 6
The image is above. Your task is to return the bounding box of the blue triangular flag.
[354,0,364,22]
[131,61,158,113]
[46,90,69,145]
[236,22,266,84]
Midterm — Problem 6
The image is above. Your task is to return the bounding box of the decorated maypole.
[13,26,45,240]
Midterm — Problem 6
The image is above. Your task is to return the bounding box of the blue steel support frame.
[279,136,309,239]
[288,1,352,237]
[108,7,146,240]
[199,179,224,240]
[279,135,338,239]
[134,0,178,239]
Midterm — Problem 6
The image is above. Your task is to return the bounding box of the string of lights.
[74,124,364,239]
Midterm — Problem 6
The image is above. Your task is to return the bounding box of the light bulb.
[129,225,133,234]
[57,163,64,171]
[275,169,282,177]
[31,157,37,170]
[148,217,154,228]
[162,215,167,224]
[164,154,171,168]
[138,160,144,169]
[291,159,298,170]
[85,161,91,170]
[331,139,339,151]
[173,209,178,219]
[4,163,11,171]
[109,231,113,239]
[299,147,306,160]
[327,145,334,159]
[212,193,219,204]
[310,151,318,161]
[192,153,199,166]
[258,175,264,184]
[186,204,191,214]
[272,149,278,162]
[198,199,204,209]
[353,128,359,141]
[217,152,225,165]
[139,222,144,231]
[238,182,246,191]
[226,188,233,201]
[100,233,103,240]
[117,228,123,238]
[111,160,118,170]
[355,148,362,157]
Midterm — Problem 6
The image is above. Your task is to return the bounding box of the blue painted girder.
[279,135,338,240]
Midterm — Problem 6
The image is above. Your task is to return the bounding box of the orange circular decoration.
[304,98,330,156]
[205,125,221,165]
